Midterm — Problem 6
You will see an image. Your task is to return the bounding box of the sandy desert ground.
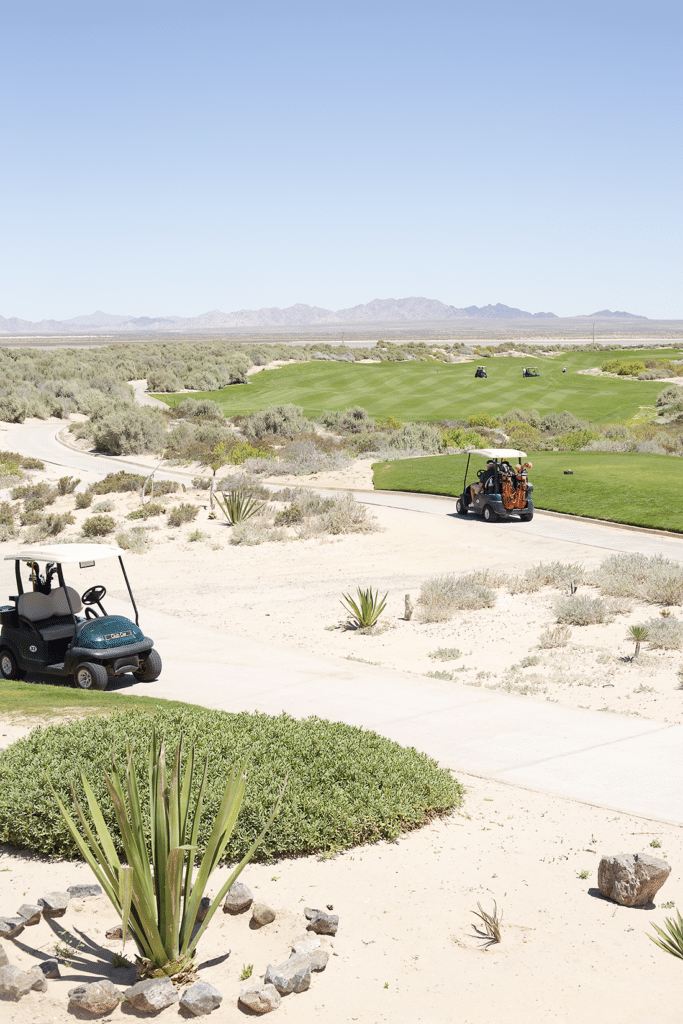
[1,419,683,1021]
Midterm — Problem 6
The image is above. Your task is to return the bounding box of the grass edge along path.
[372,450,683,534]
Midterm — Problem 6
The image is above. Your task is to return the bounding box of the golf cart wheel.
[482,504,498,523]
[133,648,162,682]
[519,512,534,522]
[74,661,108,691]
[455,498,468,516]
[0,648,25,680]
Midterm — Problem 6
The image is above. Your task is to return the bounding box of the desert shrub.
[505,421,543,447]
[75,491,93,509]
[57,475,80,495]
[440,427,484,449]
[228,523,286,545]
[538,625,572,648]
[228,442,271,465]
[603,424,632,440]
[192,477,210,489]
[172,398,224,421]
[386,422,443,453]
[467,568,509,588]
[20,508,44,527]
[126,503,165,520]
[0,450,44,471]
[115,527,151,553]
[317,410,341,429]
[89,471,146,494]
[23,497,46,514]
[617,361,646,376]
[273,503,305,526]
[167,503,199,527]
[318,494,379,535]
[147,369,183,392]
[91,406,168,456]
[601,359,623,373]
[419,573,496,622]
[593,553,683,606]
[554,428,601,450]
[43,511,76,535]
[467,413,500,428]
[345,433,383,455]
[428,647,462,661]
[242,404,311,440]
[92,500,115,512]
[337,406,375,434]
[376,415,403,431]
[0,707,463,860]
[82,515,116,537]
[638,617,683,650]
[510,561,585,593]
[217,474,270,499]
[657,385,681,407]
[555,595,608,625]
[262,440,351,477]
[12,481,57,504]
[0,459,21,479]
[499,408,541,428]
[540,411,589,434]
[0,502,15,530]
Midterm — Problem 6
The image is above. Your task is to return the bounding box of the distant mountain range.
[0,298,650,334]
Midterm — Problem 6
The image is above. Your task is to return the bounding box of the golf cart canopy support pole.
[463,452,472,494]
[118,556,139,626]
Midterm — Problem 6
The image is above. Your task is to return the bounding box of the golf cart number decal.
[29,645,37,652]
[104,630,133,640]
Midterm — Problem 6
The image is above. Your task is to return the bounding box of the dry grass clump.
[228,523,287,546]
[419,573,496,623]
[116,527,152,553]
[638,617,683,650]
[555,595,609,625]
[592,553,683,606]
[318,494,378,535]
[509,561,585,594]
[467,568,509,588]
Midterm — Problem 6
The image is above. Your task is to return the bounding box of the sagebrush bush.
[43,511,75,536]
[92,500,115,512]
[555,595,608,625]
[419,573,496,622]
[593,553,683,606]
[318,494,379,535]
[242,404,311,440]
[510,561,585,593]
[126,503,165,520]
[75,491,93,508]
[0,707,463,861]
[172,397,224,421]
[57,475,80,495]
[228,523,285,545]
[12,481,57,505]
[115,527,151,553]
[658,385,681,407]
[538,624,571,648]
[90,406,168,456]
[0,502,15,530]
[337,406,375,434]
[88,471,178,496]
[639,617,683,650]
[82,514,116,537]
[167,503,199,527]
[387,422,442,453]
[540,411,589,434]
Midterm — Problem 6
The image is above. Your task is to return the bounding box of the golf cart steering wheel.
[81,585,107,619]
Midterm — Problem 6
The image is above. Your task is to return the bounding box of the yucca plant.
[51,730,283,982]
[214,487,266,525]
[649,909,683,960]
[471,900,502,948]
[628,624,650,659]
[341,587,388,628]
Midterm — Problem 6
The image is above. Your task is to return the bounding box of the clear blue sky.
[2,0,681,320]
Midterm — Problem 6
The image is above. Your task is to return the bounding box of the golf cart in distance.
[522,366,540,377]
[455,448,534,522]
[0,543,161,690]
[474,365,488,378]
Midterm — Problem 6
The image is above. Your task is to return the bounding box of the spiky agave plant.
[51,730,283,981]
[649,908,683,960]
[214,487,266,525]
[341,587,388,628]
[628,624,650,660]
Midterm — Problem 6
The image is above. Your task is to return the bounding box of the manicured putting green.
[373,450,683,533]
[155,348,682,425]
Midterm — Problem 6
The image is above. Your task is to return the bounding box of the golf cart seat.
[17,587,83,641]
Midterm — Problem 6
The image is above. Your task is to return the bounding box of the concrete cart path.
[97,599,683,826]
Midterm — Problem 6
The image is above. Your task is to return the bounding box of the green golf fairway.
[373,450,683,533]
[156,347,682,424]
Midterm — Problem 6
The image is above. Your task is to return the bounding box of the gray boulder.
[105,924,128,940]
[251,902,276,927]
[38,891,69,918]
[123,976,179,1012]
[36,958,60,979]
[310,949,330,972]
[239,983,281,1013]
[304,906,339,935]
[0,917,25,939]
[26,966,48,992]
[16,904,42,926]
[68,979,121,1014]
[0,965,33,1000]
[291,933,321,955]
[67,883,103,898]
[223,881,254,915]
[180,981,223,1016]
[264,952,312,994]
[0,942,8,967]
[598,852,672,906]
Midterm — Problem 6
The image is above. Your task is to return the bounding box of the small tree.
[628,624,650,660]
[207,440,233,510]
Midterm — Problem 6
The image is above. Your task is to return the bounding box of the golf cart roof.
[469,448,527,459]
[4,543,124,564]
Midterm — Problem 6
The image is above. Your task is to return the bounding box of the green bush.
[12,481,57,504]
[601,359,623,373]
[126,503,166,520]
[57,475,80,495]
[75,491,93,509]
[467,413,500,428]
[42,512,75,535]
[554,428,601,451]
[91,406,168,456]
[167,503,199,527]
[617,361,646,377]
[440,427,484,449]
[0,502,15,530]
[0,708,463,860]
[82,514,116,537]
[242,404,311,440]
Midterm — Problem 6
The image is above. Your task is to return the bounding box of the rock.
[291,933,321,955]
[36,958,60,979]
[196,896,212,923]
[0,917,25,939]
[238,983,281,1014]
[180,981,223,1016]
[0,942,9,967]
[310,949,329,972]
[251,902,276,927]
[223,881,253,915]
[68,979,121,1014]
[123,976,179,1013]
[304,907,339,935]
[16,904,42,926]
[0,965,33,1000]
[38,891,69,918]
[67,884,103,899]
[26,966,48,992]
[598,852,672,907]
[105,924,128,940]
[264,952,312,994]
